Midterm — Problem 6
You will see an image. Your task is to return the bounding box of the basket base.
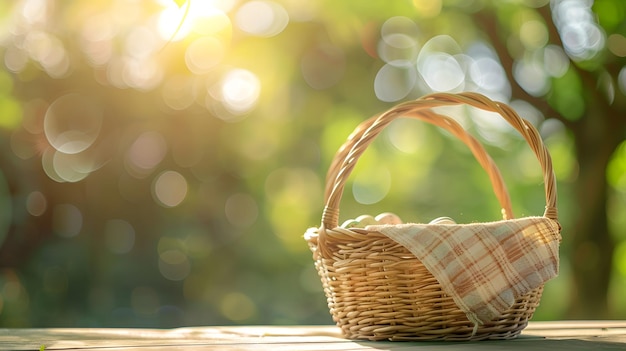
[338,319,530,341]
[331,287,542,341]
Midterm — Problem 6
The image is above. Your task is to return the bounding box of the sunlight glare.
[220,69,261,115]
[157,0,231,41]
[157,2,193,41]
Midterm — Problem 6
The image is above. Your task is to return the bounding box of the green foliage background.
[0,0,625,327]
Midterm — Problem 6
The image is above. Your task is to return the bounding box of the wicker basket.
[304,92,560,341]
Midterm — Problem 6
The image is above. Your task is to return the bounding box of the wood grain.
[1,321,625,350]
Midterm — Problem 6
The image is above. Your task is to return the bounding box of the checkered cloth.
[366,217,561,327]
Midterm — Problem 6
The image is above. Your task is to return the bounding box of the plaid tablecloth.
[367,217,561,327]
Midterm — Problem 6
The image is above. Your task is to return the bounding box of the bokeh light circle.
[158,249,191,281]
[379,16,419,67]
[352,166,391,205]
[513,59,549,96]
[44,93,102,155]
[185,37,225,74]
[300,45,346,90]
[220,292,257,321]
[469,57,508,93]
[104,219,136,255]
[235,1,289,37]
[220,69,261,115]
[126,131,168,177]
[560,22,605,60]
[378,33,418,67]
[26,191,47,217]
[52,204,83,238]
[374,63,417,102]
[381,16,419,44]
[152,170,188,208]
[553,0,606,61]
[418,53,465,92]
[224,193,259,228]
[416,35,465,92]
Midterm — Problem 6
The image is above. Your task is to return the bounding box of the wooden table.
[2,321,626,350]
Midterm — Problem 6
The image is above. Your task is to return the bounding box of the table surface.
[2,321,626,351]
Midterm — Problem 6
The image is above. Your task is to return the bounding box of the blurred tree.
[471,1,626,318]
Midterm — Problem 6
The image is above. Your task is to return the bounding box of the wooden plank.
[1,322,625,351]
[525,320,626,337]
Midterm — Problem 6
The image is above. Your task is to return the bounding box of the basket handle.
[323,109,514,222]
[321,92,558,229]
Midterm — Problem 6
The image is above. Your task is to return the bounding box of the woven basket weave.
[304,92,559,341]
